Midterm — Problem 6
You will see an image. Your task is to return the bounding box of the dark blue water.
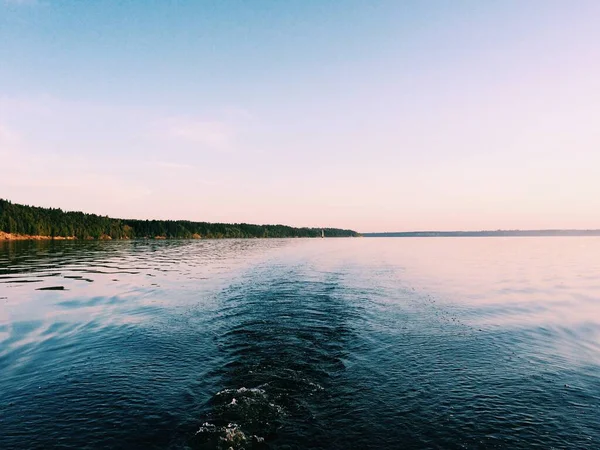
[1,238,599,449]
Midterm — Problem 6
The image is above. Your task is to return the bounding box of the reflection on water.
[0,238,599,449]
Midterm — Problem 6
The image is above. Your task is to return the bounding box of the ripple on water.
[0,238,599,449]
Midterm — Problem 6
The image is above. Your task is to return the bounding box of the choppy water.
[1,237,599,449]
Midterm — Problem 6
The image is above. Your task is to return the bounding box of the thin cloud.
[0,123,20,156]
[147,161,196,170]
[165,118,233,149]
[0,123,18,142]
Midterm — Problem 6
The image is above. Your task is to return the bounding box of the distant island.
[0,199,359,240]
[364,230,600,237]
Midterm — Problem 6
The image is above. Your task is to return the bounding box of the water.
[1,237,599,449]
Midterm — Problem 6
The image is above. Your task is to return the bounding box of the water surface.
[1,238,599,449]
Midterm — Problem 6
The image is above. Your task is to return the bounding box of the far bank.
[1,199,360,240]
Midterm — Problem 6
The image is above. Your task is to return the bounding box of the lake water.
[1,238,599,449]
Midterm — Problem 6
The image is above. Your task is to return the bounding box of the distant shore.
[1,199,359,240]
[0,231,200,241]
[0,232,78,241]
[0,231,344,241]
[363,230,600,237]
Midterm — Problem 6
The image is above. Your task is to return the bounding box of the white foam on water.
[216,387,266,396]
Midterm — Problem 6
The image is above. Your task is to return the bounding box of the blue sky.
[1,0,599,231]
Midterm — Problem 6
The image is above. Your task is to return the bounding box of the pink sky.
[1,1,599,232]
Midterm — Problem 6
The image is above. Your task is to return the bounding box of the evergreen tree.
[0,198,360,239]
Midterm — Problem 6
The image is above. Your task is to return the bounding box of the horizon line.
[362,229,600,235]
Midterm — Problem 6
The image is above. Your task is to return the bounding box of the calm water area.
[1,237,599,449]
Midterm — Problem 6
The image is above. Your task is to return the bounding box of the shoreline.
[0,232,175,241]
[0,199,359,240]
[0,232,78,241]
[0,232,348,241]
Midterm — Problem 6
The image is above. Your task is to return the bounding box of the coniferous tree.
[0,199,360,239]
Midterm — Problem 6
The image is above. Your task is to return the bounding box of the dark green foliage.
[0,199,360,239]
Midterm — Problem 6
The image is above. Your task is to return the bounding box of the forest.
[0,199,359,239]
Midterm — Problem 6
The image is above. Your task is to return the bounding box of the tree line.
[0,199,359,239]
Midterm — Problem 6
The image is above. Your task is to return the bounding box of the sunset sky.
[1,0,599,232]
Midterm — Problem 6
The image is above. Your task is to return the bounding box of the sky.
[1,0,599,232]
